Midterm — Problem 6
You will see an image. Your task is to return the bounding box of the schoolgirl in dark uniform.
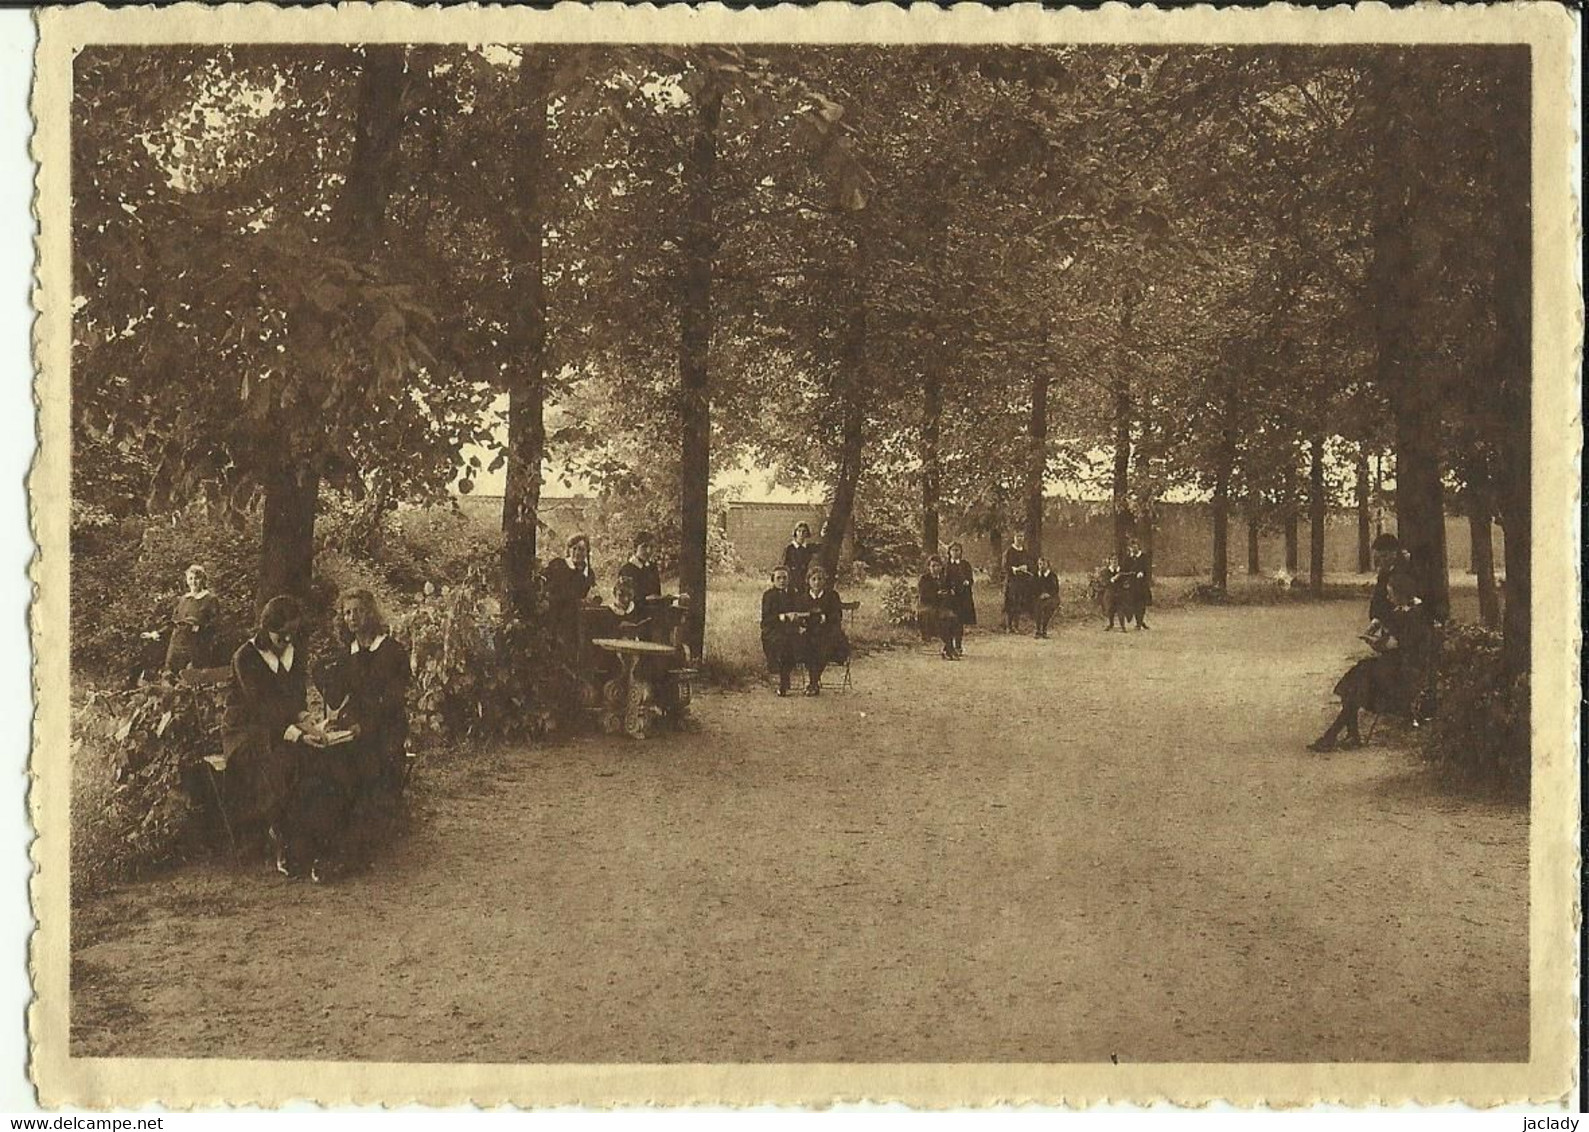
[801,565,850,695]
[219,595,320,878]
[164,564,222,674]
[308,589,411,878]
[944,542,976,632]
[616,530,663,610]
[780,522,820,595]
[543,533,597,652]
[1032,557,1059,638]
[918,555,962,660]
[1310,573,1434,752]
[760,565,806,696]
[1121,540,1152,630]
[1002,533,1035,632]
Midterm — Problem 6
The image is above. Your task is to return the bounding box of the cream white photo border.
[28,1,1582,1110]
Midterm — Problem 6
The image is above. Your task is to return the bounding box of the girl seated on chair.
[1309,572,1434,752]
[918,555,963,660]
[760,565,805,697]
[800,565,850,697]
[219,595,323,879]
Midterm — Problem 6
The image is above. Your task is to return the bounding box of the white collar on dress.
[255,641,295,673]
[187,588,213,600]
[351,634,388,655]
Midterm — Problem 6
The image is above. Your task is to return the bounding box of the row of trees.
[72,43,1531,679]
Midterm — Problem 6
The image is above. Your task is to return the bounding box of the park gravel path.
[71,602,1528,1063]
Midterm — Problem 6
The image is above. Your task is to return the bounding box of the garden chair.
[1363,621,1446,743]
[837,600,860,692]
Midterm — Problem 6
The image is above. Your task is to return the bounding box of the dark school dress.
[1003,545,1035,619]
[219,636,308,831]
[327,636,411,799]
[944,558,977,627]
[1334,601,1435,715]
[166,591,221,673]
[918,573,960,645]
[543,556,597,651]
[760,586,805,674]
[781,541,820,594]
[803,587,851,675]
[1033,569,1059,609]
[1122,551,1153,610]
[617,560,663,607]
[1369,557,1417,625]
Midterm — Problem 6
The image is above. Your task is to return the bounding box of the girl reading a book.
[219,594,322,878]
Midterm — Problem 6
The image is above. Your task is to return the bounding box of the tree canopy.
[72,43,1532,667]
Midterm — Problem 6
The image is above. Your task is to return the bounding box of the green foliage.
[880,575,918,628]
[71,505,256,682]
[852,497,921,577]
[316,494,499,599]
[706,521,744,577]
[1420,623,1529,792]
[72,678,232,898]
[400,572,574,745]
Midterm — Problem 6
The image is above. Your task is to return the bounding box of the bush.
[706,522,743,577]
[881,575,918,628]
[1419,622,1529,792]
[71,504,257,683]
[385,504,502,592]
[317,494,501,597]
[72,677,232,899]
[400,571,575,745]
[851,500,920,577]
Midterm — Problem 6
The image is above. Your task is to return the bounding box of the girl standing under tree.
[163,564,221,674]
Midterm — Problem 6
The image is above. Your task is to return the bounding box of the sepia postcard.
[27,1,1582,1110]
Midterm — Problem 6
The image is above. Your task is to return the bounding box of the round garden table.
[589,637,682,739]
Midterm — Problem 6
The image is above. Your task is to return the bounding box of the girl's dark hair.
[633,530,655,549]
[926,554,944,568]
[259,594,302,634]
[1372,533,1401,552]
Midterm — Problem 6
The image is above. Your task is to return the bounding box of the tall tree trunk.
[1112,375,1131,562]
[257,45,405,615]
[1284,510,1299,573]
[676,84,723,661]
[1469,509,1500,628]
[1211,469,1230,592]
[257,465,320,614]
[1308,432,1326,596]
[988,526,1003,565]
[1355,446,1372,573]
[920,198,949,558]
[1111,294,1135,562]
[921,366,941,556]
[500,52,551,623]
[1391,403,1448,621]
[1246,512,1260,575]
[1210,391,1237,590]
[1024,364,1049,555]
[1370,75,1449,623]
[822,299,867,580]
[1491,51,1530,680]
[1373,454,1385,537]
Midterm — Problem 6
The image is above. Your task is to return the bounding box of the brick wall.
[467,494,1503,580]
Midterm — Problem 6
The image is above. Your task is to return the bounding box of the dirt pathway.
[71,603,1528,1063]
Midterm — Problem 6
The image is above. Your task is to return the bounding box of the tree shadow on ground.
[1352,746,1529,813]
